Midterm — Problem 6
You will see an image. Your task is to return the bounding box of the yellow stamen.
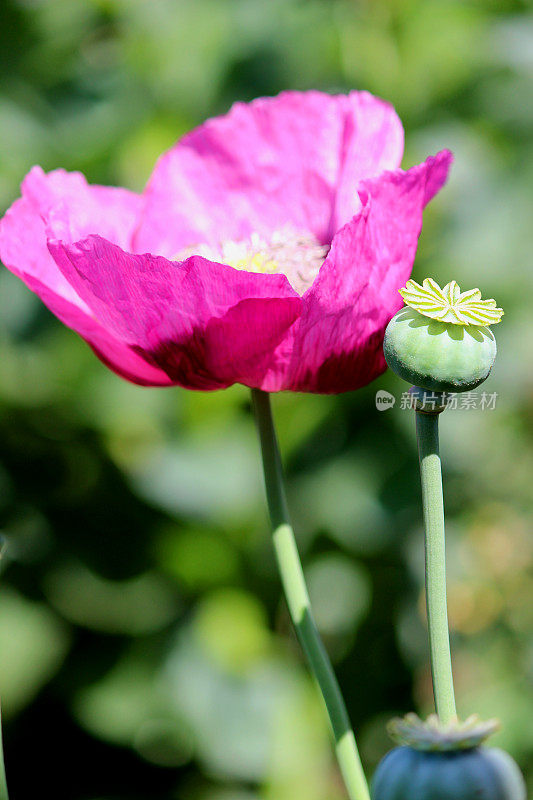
[173,227,329,295]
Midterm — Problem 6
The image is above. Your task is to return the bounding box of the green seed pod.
[383,279,503,393]
[372,715,526,800]
[372,746,526,800]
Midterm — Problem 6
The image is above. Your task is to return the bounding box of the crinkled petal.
[48,236,302,390]
[135,90,404,257]
[0,166,143,308]
[285,150,453,393]
[19,273,173,386]
[21,166,143,248]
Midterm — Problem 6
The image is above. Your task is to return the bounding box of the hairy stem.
[251,389,370,800]
[416,409,456,724]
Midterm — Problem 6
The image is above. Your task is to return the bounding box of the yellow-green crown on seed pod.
[383,278,503,393]
[373,720,526,800]
[387,713,500,752]
[399,278,504,326]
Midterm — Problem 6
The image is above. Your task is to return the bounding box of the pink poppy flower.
[0,91,451,393]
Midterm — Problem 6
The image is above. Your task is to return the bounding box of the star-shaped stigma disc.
[399,278,504,326]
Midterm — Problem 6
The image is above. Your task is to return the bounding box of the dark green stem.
[415,409,456,724]
[251,389,370,800]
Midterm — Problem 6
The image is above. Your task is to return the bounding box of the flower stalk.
[415,407,456,724]
[251,388,370,800]
[0,538,8,800]
[0,709,8,800]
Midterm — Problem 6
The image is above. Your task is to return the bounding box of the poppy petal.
[286,150,453,393]
[48,235,302,390]
[136,90,404,257]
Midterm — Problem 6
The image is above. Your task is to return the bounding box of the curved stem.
[0,538,8,800]
[415,409,456,724]
[0,707,7,800]
[251,389,370,800]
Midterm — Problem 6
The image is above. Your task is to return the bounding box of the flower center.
[176,229,329,295]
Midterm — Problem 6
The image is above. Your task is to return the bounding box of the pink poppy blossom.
[0,91,451,393]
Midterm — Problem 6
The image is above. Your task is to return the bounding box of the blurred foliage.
[0,0,532,798]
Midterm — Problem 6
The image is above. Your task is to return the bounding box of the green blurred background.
[0,0,532,798]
